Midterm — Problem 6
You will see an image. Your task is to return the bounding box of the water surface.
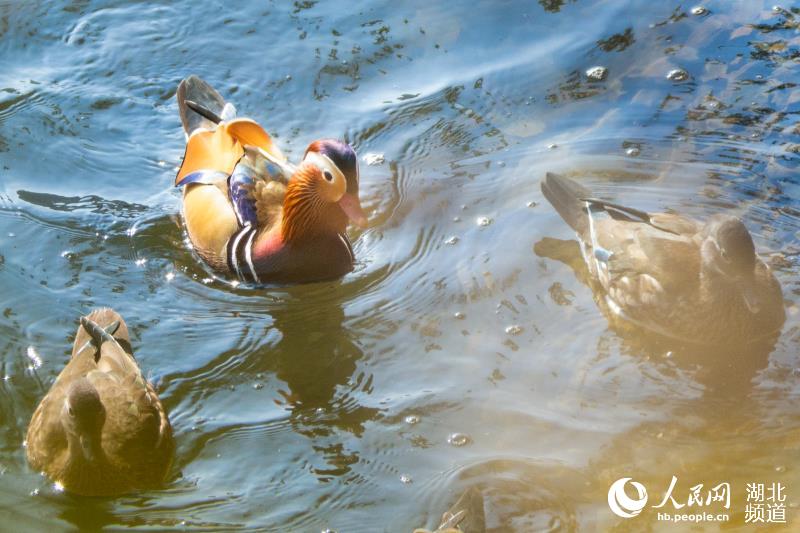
[1,0,799,530]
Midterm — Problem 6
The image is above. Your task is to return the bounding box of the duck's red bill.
[338,193,368,228]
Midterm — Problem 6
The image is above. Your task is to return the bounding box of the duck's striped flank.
[226,224,260,283]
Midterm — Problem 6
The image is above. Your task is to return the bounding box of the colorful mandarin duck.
[174,75,367,284]
[541,172,785,345]
[26,309,174,496]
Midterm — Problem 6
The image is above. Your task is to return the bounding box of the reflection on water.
[0,0,799,530]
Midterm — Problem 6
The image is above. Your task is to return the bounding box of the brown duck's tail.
[541,172,591,239]
[72,308,132,358]
[177,75,227,136]
[420,487,485,533]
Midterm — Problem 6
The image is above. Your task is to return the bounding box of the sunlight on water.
[0,0,799,530]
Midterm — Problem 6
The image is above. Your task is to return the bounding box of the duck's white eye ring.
[323,170,334,182]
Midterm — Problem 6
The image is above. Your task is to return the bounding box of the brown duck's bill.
[80,435,96,461]
[740,278,761,314]
[338,193,368,228]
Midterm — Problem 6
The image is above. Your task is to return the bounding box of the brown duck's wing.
[647,212,701,236]
[77,313,172,476]
[89,362,173,481]
[751,260,787,333]
[594,218,701,310]
[26,385,68,472]
[28,314,111,472]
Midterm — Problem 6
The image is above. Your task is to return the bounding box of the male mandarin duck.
[541,173,785,345]
[26,309,174,496]
[174,75,367,284]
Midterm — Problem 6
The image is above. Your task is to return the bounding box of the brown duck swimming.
[541,172,785,345]
[26,309,173,496]
[175,75,367,284]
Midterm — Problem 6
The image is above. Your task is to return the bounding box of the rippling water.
[1,0,799,530]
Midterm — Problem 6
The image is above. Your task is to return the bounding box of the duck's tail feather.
[442,486,485,533]
[72,308,132,358]
[177,75,228,135]
[541,172,591,238]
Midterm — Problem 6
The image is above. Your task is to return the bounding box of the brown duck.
[26,309,173,496]
[541,172,785,345]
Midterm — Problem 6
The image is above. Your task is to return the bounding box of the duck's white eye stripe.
[304,151,345,184]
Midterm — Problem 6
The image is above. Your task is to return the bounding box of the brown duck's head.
[282,139,367,242]
[62,378,105,462]
[701,215,763,310]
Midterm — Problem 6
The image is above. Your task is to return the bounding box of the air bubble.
[585,66,608,81]
[447,433,472,447]
[667,68,690,82]
[505,325,523,336]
